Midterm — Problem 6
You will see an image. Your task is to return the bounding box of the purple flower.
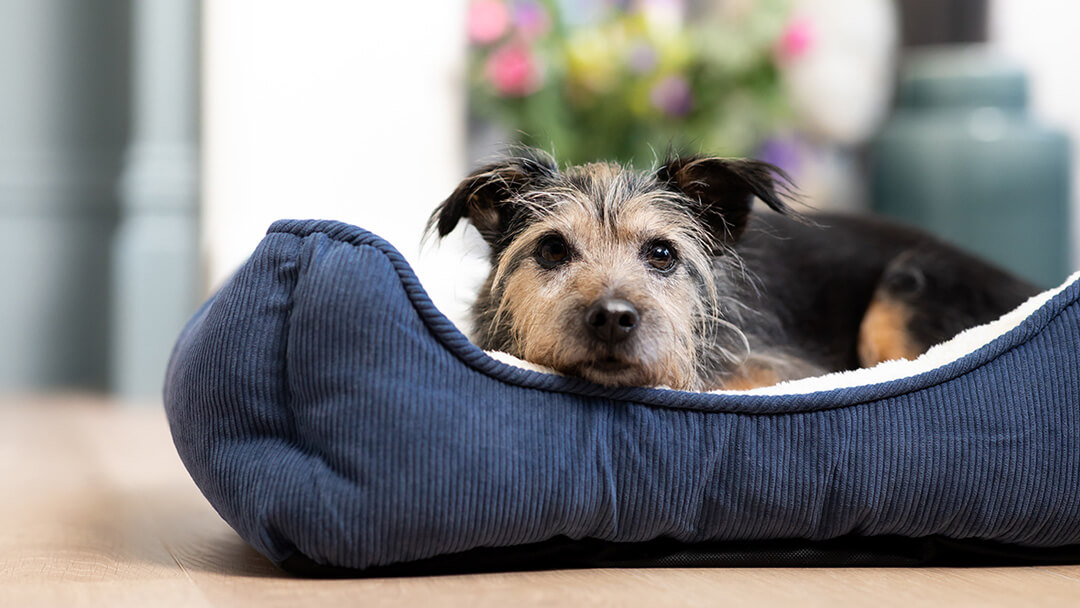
[650,75,693,117]
[512,0,550,39]
[757,137,802,176]
[626,40,658,74]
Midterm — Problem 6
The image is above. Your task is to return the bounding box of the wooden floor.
[3,397,1080,607]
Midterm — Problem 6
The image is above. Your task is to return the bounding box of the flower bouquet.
[466,0,800,166]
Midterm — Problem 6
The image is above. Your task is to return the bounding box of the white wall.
[990,0,1080,271]
[204,0,485,326]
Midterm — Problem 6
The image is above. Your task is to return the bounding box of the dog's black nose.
[584,298,639,344]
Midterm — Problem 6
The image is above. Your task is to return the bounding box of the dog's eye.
[645,241,677,272]
[537,235,570,268]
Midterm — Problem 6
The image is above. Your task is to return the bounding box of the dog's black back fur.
[735,212,1040,372]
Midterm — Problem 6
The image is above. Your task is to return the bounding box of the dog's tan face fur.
[430,150,791,390]
[488,166,717,388]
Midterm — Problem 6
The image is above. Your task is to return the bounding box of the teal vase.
[871,48,1070,288]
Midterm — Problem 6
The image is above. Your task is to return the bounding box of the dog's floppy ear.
[657,156,795,244]
[428,149,558,248]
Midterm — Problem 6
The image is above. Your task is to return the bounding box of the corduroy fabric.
[164,219,1080,571]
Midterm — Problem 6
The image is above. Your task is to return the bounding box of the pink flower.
[486,43,541,97]
[468,0,510,45]
[777,17,815,60]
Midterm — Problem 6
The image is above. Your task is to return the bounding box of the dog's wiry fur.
[428,148,1039,391]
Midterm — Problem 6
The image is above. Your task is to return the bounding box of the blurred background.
[0,0,1075,402]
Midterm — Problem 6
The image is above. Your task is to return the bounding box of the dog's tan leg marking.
[858,296,922,367]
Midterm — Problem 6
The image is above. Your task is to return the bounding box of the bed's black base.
[280,535,1080,578]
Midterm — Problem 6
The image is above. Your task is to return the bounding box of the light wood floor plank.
[2,395,1079,607]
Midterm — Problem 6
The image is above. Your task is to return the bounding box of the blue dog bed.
[164,219,1080,575]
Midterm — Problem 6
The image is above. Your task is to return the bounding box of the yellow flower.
[564,24,626,96]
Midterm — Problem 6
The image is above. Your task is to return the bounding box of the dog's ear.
[427,150,558,248]
[657,156,794,244]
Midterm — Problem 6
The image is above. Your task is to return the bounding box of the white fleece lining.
[487,271,1080,396]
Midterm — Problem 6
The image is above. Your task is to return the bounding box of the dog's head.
[428,148,793,390]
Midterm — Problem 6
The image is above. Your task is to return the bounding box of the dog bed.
[164,219,1080,575]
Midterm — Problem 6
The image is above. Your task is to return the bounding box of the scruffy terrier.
[428,148,1038,391]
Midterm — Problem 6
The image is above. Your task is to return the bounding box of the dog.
[428,148,1039,391]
